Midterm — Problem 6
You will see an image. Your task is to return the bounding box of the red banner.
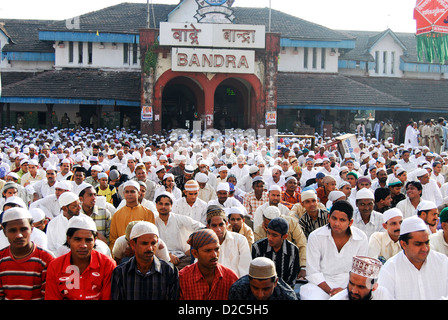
[414,0,448,35]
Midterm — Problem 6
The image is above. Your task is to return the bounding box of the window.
[78,42,83,64]
[312,48,317,69]
[375,51,379,73]
[132,43,138,65]
[303,47,308,69]
[68,41,74,63]
[123,43,129,64]
[321,48,326,70]
[383,51,387,74]
[88,42,93,65]
[391,51,395,74]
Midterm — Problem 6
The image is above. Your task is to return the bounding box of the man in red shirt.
[179,229,238,300]
[0,207,55,300]
[45,216,116,300]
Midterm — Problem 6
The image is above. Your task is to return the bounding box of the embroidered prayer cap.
[267,217,289,235]
[187,229,219,250]
[184,180,200,191]
[67,215,97,232]
[383,208,403,223]
[249,257,277,279]
[1,207,32,223]
[400,215,428,235]
[206,205,226,221]
[130,221,159,240]
[351,256,382,279]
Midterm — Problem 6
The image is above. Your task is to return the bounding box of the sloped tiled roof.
[277,72,410,109]
[1,69,141,103]
[0,19,55,53]
[348,75,448,111]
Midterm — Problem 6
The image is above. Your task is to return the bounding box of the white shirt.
[422,180,446,207]
[219,230,251,278]
[300,168,317,186]
[207,197,244,209]
[112,236,170,262]
[378,250,448,300]
[305,225,369,288]
[329,286,394,300]
[229,165,248,182]
[352,209,384,239]
[429,230,448,256]
[153,185,182,202]
[29,194,61,219]
[368,231,402,261]
[198,184,217,203]
[395,197,420,219]
[172,196,208,225]
[155,212,205,258]
[33,179,56,199]
[265,175,286,190]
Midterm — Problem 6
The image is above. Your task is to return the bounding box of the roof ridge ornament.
[194,0,235,24]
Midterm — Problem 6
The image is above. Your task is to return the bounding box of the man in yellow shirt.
[96,172,120,207]
[109,180,155,249]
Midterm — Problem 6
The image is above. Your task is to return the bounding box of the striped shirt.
[81,205,112,241]
[179,262,238,300]
[111,256,179,300]
[251,238,300,288]
[298,209,329,238]
[242,191,269,218]
[0,243,55,300]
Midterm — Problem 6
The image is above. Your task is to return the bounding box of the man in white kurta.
[429,207,448,256]
[378,215,448,299]
[300,200,369,300]
[172,180,208,225]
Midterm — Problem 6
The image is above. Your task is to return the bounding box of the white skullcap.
[263,206,281,220]
[328,190,346,202]
[29,208,46,222]
[301,190,317,202]
[46,165,57,172]
[416,200,437,212]
[163,173,174,181]
[225,206,247,217]
[67,215,97,232]
[98,172,108,180]
[355,188,375,200]
[2,207,32,223]
[3,196,26,209]
[219,166,228,172]
[54,180,72,191]
[268,185,282,192]
[90,165,102,172]
[217,182,230,192]
[415,169,429,178]
[123,180,140,190]
[383,208,403,223]
[129,221,159,240]
[58,192,79,207]
[61,158,71,164]
[194,172,207,183]
[400,215,429,235]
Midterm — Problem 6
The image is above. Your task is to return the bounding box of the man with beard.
[111,221,179,300]
[179,229,238,300]
[371,168,388,191]
[416,200,439,234]
[368,208,403,263]
[329,256,392,300]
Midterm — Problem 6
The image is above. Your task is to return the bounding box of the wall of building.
[368,33,404,78]
[278,46,339,73]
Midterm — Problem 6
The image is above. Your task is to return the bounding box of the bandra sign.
[171,48,255,74]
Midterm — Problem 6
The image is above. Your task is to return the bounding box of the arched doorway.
[214,78,251,130]
[161,77,204,131]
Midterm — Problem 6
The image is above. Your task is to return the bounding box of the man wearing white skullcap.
[29,180,71,219]
[0,207,55,300]
[353,188,384,239]
[298,189,329,239]
[225,206,254,248]
[195,172,217,203]
[172,180,208,225]
[330,256,393,300]
[416,200,439,233]
[46,191,88,255]
[45,215,117,300]
[32,164,57,200]
[253,185,290,231]
[368,208,403,263]
[417,168,448,207]
[378,215,448,299]
[207,182,245,209]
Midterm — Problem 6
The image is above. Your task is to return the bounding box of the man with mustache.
[111,221,179,300]
[178,229,238,300]
[329,256,393,300]
[368,208,403,263]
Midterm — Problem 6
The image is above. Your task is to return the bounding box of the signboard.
[160,22,265,49]
[141,106,153,121]
[265,111,277,126]
[335,133,361,160]
[172,48,255,74]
